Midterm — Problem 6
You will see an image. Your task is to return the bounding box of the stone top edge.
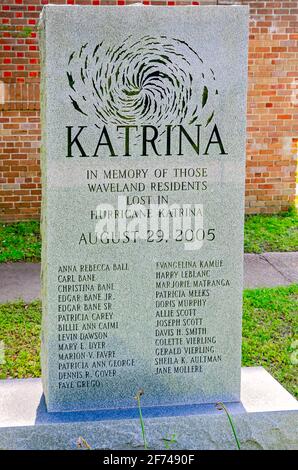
[41,4,249,10]
[38,4,249,27]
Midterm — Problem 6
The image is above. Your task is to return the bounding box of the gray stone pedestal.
[0,367,297,450]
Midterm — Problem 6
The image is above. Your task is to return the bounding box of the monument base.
[0,367,297,450]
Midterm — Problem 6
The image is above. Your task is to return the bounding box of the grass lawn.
[0,300,41,379]
[242,285,297,398]
[0,208,297,262]
[244,207,298,253]
[0,221,40,263]
[0,286,297,398]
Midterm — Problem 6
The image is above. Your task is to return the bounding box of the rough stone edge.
[38,6,49,403]
[0,409,297,450]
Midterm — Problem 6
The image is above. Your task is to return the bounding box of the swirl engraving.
[66,36,218,130]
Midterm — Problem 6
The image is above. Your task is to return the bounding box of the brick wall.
[233,0,298,214]
[0,0,297,222]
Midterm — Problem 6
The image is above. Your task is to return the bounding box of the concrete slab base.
[0,367,297,450]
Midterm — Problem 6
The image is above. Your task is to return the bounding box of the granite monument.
[40,5,248,412]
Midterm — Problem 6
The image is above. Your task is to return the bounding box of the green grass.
[0,286,297,398]
[244,207,298,253]
[0,221,41,263]
[0,300,41,379]
[242,285,298,398]
[0,208,297,262]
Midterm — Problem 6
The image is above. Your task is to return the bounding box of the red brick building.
[0,0,297,222]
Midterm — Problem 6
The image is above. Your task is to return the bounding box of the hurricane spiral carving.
[66,36,218,130]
